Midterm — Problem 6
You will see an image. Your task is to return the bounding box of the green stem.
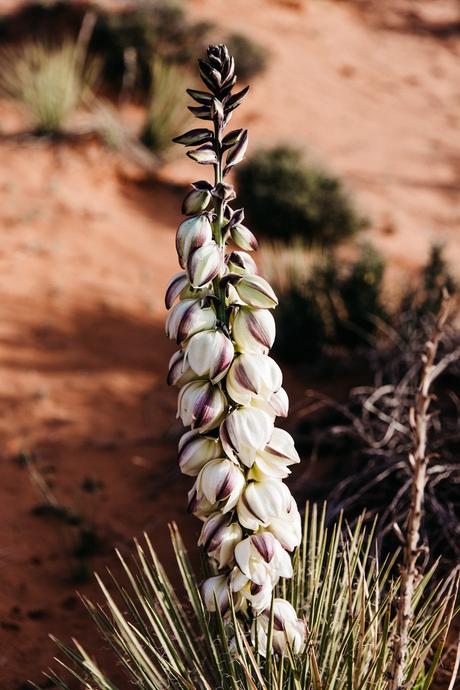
[212,117,227,325]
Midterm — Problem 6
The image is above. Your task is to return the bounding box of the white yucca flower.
[164,42,304,651]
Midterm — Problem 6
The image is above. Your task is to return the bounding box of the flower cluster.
[165,44,305,654]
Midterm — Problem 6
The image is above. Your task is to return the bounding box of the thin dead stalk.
[388,292,452,690]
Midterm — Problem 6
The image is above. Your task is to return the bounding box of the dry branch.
[388,292,452,690]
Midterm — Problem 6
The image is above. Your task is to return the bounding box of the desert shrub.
[259,241,386,362]
[0,39,99,134]
[225,32,269,81]
[337,244,386,347]
[236,146,367,245]
[140,58,189,156]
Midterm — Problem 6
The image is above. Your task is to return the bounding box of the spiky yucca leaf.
[0,40,99,134]
[45,506,457,690]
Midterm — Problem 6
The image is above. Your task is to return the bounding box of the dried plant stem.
[389,292,451,690]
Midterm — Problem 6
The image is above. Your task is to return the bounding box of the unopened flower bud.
[220,407,273,467]
[165,271,197,310]
[176,215,213,268]
[226,251,258,276]
[178,430,222,476]
[177,380,227,432]
[233,274,278,309]
[191,457,245,516]
[252,599,306,656]
[231,307,276,354]
[226,353,282,407]
[165,298,216,344]
[182,188,212,215]
[230,224,258,251]
[167,350,198,387]
[198,512,242,568]
[187,242,222,288]
[186,329,234,383]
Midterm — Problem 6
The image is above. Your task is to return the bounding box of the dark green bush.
[337,244,386,347]
[269,242,456,366]
[261,243,386,363]
[225,32,269,81]
[236,146,367,246]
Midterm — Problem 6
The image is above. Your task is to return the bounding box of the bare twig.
[388,292,452,690]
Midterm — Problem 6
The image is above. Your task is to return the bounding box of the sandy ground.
[0,0,459,687]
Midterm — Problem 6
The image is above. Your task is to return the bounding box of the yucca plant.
[0,39,99,135]
[140,58,190,156]
[46,505,456,690]
[43,44,458,690]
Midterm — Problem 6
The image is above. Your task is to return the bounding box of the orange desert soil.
[0,0,459,687]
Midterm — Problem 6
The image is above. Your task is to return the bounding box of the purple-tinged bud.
[231,307,275,354]
[220,407,273,467]
[233,274,278,309]
[173,128,213,146]
[234,532,292,587]
[165,298,216,344]
[224,86,250,116]
[230,224,258,252]
[187,242,222,288]
[186,88,213,105]
[198,512,242,568]
[226,353,282,407]
[182,188,212,215]
[224,129,248,174]
[165,271,190,310]
[176,215,213,268]
[187,144,218,165]
[167,350,198,387]
[222,128,243,149]
[177,380,227,432]
[226,251,258,276]
[186,329,234,383]
[178,430,222,476]
[190,457,245,517]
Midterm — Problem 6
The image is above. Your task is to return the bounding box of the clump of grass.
[237,146,367,246]
[45,505,457,690]
[0,1,212,96]
[0,39,99,135]
[225,32,269,81]
[140,57,190,157]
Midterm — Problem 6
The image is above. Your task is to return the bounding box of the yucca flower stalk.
[165,44,304,650]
